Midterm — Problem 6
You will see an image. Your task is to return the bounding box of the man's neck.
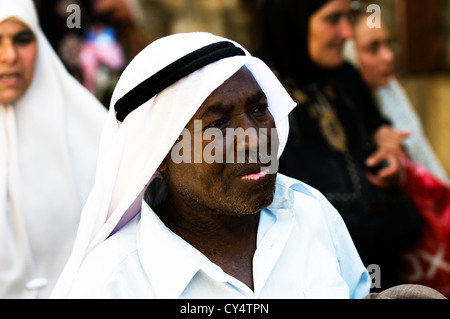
[155,199,260,290]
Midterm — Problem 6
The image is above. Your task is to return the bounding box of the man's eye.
[203,118,229,131]
[252,104,269,116]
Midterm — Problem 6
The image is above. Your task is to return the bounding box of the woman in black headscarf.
[258,0,422,291]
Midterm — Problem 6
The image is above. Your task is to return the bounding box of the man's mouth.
[241,168,270,181]
[234,162,271,181]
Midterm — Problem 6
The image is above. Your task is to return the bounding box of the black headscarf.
[258,0,332,86]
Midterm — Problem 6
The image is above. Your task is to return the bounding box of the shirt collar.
[265,173,315,211]
[137,202,202,299]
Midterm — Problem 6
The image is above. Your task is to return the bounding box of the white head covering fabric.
[0,0,107,298]
[51,32,297,297]
[344,40,449,184]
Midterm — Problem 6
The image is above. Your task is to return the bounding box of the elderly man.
[51,32,371,299]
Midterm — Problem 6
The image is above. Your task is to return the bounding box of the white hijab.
[51,32,296,298]
[0,0,107,298]
[344,40,449,184]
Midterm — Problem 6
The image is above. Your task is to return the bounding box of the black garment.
[258,0,329,86]
[278,63,422,290]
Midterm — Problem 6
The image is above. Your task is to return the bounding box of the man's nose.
[0,40,18,64]
[225,115,261,164]
[234,115,260,152]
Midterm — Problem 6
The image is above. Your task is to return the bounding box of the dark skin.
[155,66,278,290]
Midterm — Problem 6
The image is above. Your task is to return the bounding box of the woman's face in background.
[0,18,37,104]
[353,16,395,88]
[308,0,353,69]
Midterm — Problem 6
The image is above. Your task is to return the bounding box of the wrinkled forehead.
[195,66,265,109]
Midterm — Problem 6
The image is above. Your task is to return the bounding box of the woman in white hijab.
[0,0,107,298]
[344,10,449,184]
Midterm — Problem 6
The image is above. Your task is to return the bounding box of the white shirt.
[67,174,371,299]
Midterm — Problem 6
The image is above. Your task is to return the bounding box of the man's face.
[308,0,353,68]
[159,66,278,217]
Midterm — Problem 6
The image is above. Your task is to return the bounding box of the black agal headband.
[114,41,246,122]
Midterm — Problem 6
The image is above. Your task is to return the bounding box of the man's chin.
[233,172,277,215]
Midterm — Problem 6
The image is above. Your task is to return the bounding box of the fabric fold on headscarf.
[0,105,35,295]
[0,0,107,298]
[51,32,297,298]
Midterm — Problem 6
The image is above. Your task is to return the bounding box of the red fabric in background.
[400,159,450,298]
